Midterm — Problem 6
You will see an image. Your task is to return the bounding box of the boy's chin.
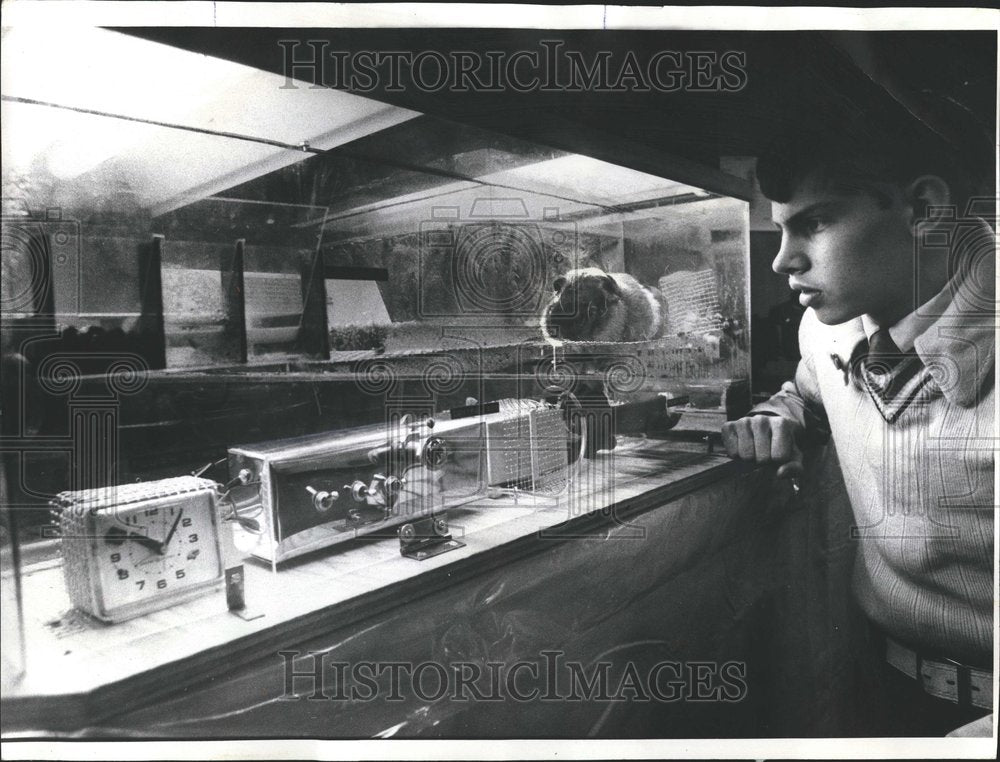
[811,304,861,326]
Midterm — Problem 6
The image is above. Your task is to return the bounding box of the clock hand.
[127,532,163,554]
[160,509,184,554]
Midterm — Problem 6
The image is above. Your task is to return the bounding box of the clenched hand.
[721,415,804,480]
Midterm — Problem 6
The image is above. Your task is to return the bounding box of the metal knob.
[423,437,448,469]
[223,468,255,491]
[381,476,403,502]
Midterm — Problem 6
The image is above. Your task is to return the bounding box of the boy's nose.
[772,236,807,275]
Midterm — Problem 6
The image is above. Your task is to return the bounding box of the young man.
[722,105,995,736]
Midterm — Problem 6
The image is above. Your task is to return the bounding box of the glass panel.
[2,31,752,723]
[0,464,26,691]
[204,115,750,390]
[2,39,750,555]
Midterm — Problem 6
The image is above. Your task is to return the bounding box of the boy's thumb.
[776,457,804,481]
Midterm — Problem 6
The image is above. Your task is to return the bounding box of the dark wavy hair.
[756,93,992,212]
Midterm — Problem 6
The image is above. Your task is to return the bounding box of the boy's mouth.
[790,283,821,307]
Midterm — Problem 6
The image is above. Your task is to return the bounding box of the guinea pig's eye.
[553,277,567,293]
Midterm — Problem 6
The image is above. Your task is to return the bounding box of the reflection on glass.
[2,32,749,384]
[1,30,752,570]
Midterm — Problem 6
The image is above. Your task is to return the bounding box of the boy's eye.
[802,217,827,234]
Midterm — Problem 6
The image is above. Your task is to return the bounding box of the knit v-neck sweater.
[752,227,995,665]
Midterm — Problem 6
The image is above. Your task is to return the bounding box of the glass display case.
[0,26,751,733]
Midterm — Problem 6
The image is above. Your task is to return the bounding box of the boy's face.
[770,172,916,326]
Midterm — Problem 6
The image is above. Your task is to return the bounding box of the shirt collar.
[861,286,953,354]
[862,218,996,408]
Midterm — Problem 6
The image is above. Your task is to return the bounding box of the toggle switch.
[305,486,338,512]
[346,480,369,502]
[371,474,404,500]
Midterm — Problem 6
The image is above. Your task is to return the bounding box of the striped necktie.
[860,328,929,423]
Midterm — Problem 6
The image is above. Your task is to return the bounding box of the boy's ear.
[905,175,951,227]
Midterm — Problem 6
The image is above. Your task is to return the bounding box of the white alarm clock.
[56,476,224,623]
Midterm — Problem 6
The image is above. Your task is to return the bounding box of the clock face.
[94,493,222,614]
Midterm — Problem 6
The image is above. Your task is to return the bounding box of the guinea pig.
[540,267,668,343]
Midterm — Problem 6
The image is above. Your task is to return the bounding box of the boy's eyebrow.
[775,201,838,229]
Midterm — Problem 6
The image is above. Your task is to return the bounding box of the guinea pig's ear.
[600,274,621,297]
[552,276,567,293]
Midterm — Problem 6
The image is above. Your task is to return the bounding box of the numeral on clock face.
[61,479,224,623]
[96,494,221,613]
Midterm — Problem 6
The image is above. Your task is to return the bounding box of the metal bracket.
[226,565,264,621]
[346,504,392,528]
[398,515,465,560]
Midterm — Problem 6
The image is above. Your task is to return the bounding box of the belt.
[883,635,993,710]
